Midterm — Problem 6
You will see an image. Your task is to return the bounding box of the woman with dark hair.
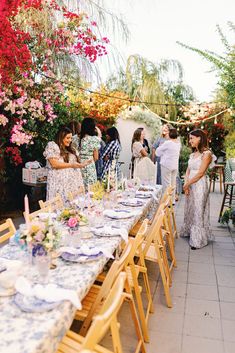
[43,126,91,202]
[79,117,100,188]
[131,128,155,182]
[180,129,215,249]
[131,128,148,177]
[101,126,121,180]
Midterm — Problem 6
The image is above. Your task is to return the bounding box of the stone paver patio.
[101,185,235,353]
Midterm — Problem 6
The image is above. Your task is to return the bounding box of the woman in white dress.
[180,129,215,249]
[44,126,91,203]
[131,128,156,182]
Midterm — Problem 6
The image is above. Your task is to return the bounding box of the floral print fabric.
[79,136,100,188]
[180,151,214,248]
[43,141,84,203]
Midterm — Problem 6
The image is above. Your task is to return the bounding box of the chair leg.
[124,287,147,353]
[218,184,229,222]
[110,317,124,353]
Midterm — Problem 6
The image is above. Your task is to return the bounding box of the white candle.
[107,166,110,192]
[24,194,30,226]
[115,169,118,191]
[87,183,91,210]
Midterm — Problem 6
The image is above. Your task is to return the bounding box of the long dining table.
[0,186,162,353]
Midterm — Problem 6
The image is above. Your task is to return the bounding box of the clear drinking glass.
[34,253,51,284]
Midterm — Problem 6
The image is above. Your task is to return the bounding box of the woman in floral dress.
[44,126,91,203]
[79,118,100,188]
[180,129,215,249]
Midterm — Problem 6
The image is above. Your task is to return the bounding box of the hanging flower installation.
[0,0,109,169]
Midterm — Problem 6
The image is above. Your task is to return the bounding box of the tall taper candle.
[107,166,110,192]
[24,194,30,225]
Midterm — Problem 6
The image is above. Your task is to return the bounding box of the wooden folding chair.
[67,186,85,202]
[0,218,16,244]
[141,210,173,308]
[57,272,127,353]
[23,206,50,222]
[39,193,63,211]
[76,239,146,353]
[161,196,177,271]
[124,219,154,343]
[160,186,178,239]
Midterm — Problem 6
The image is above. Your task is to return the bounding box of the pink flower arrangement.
[67,217,78,228]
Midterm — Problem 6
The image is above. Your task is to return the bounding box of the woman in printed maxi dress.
[180,129,215,249]
[44,126,91,203]
[79,118,100,189]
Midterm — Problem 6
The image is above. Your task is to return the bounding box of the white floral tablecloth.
[0,186,162,353]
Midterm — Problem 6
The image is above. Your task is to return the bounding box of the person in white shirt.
[156,128,181,204]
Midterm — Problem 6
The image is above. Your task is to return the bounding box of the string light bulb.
[201,124,204,129]
[177,127,180,131]
[165,104,169,119]
[214,117,217,124]
[187,126,190,131]
[89,97,93,106]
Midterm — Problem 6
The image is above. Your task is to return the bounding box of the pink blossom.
[0,114,8,126]
[67,217,78,228]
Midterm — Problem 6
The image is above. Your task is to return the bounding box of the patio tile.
[187,283,219,301]
[172,270,188,284]
[185,298,220,318]
[182,336,224,353]
[214,242,235,250]
[224,341,235,353]
[148,332,182,353]
[220,302,235,321]
[183,315,222,340]
[188,270,217,286]
[175,251,189,262]
[219,286,235,303]
[158,281,187,298]
[214,236,233,243]
[222,320,235,342]
[214,256,235,266]
[189,252,214,264]
[188,262,215,274]
[175,260,188,271]
[215,265,235,287]
[154,294,185,314]
[148,311,184,334]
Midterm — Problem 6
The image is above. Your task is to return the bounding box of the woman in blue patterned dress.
[101,127,121,180]
[79,118,101,188]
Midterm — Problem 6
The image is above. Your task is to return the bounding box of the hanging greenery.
[119,105,162,139]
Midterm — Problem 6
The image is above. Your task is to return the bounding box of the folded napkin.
[135,190,153,197]
[139,184,155,191]
[120,198,143,206]
[59,244,114,259]
[91,225,128,243]
[0,259,23,290]
[38,212,57,220]
[103,209,139,219]
[15,276,81,309]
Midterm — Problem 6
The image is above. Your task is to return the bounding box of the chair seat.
[75,285,101,321]
[58,328,116,353]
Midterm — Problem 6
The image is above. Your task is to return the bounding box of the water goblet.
[34,253,51,284]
